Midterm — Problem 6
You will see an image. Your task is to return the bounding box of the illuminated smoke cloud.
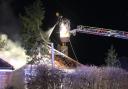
[0,0,25,70]
[0,34,28,70]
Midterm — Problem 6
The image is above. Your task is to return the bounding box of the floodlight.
[59,18,70,42]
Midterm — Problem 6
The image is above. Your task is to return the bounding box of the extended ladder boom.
[70,25,128,40]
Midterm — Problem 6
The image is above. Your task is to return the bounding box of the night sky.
[1,0,128,66]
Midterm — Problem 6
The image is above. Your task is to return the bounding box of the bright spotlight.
[59,18,70,42]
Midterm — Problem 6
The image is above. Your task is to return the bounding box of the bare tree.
[26,65,64,89]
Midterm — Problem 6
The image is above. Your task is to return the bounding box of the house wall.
[10,65,36,89]
[0,70,12,89]
[11,67,25,89]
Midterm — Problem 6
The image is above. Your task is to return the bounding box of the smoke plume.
[0,34,28,70]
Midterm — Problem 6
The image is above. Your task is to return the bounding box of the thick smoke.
[0,0,27,70]
[0,34,28,70]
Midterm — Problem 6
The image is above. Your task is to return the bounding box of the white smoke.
[0,34,29,70]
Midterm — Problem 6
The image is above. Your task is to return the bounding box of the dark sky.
[1,0,128,65]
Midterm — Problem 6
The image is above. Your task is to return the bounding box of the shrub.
[26,65,128,89]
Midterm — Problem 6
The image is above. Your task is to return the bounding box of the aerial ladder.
[70,25,128,40]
